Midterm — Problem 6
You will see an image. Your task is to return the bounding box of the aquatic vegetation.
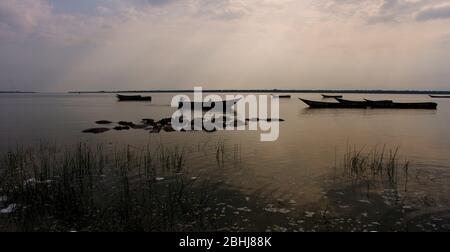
[0,143,222,232]
[341,145,410,191]
[0,142,448,232]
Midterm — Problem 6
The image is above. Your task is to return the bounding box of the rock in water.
[96,120,112,125]
[82,128,110,134]
[157,118,172,126]
[113,126,130,131]
[142,119,156,125]
[118,121,135,127]
[163,125,175,132]
[149,127,161,133]
[131,124,147,129]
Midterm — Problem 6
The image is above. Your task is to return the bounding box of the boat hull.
[322,95,343,99]
[301,98,438,110]
[430,95,450,98]
[272,95,292,99]
[364,99,437,109]
[178,98,241,111]
[117,95,152,102]
[335,98,369,108]
[299,98,360,108]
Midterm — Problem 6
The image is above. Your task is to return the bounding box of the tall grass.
[0,143,222,232]
[342,145,410,191]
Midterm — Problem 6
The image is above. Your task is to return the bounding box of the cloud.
[416,4,450,21]
[196,0,252,20]
[316,0,450,24]
[0,0,52,32]
[1,0,450,91]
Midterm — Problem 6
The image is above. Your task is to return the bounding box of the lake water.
[1,92,450,231]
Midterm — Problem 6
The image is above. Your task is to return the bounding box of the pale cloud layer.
[1,0,450,91]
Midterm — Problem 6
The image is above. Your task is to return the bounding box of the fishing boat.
[117,94,152,102]
[272,95,292,99]
[322,94,343,99]
[430,95,450,98]
[364,99,437,109]
[299,98,356,108]
[301,98,437,110]
[178,98,241,111]
[335,98,369,108]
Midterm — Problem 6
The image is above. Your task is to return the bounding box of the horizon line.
[66,89,450,95]
[2,89,450,95]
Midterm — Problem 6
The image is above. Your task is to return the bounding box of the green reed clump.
[342,145,410,190]
[0,142,221,232]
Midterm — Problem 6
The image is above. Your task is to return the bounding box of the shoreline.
[0,91,36,94]
[67,89,450,95]
[3,90,450,95]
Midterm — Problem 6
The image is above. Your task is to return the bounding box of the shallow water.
[1,92,449,231]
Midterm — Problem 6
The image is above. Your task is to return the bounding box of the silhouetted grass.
[342,145,410,191]
[0,143,221,232]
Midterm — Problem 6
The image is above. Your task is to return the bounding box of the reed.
[342,145,410,190]
[0,142,224,232]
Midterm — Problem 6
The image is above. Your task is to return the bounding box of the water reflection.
[0,93,449,231]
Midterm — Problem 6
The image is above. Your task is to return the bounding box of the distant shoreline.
[3,90,450,95]
[67,89,450,95]
[0,91,36,94]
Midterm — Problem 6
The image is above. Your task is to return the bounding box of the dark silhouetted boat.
[301,98,437,109]
[299,98,357,108]
[335,98,369,108]
[178,98,241,111]
[430,95,450,98]
[272,95,291,99]
[117,94,152,102]
[364,99,437,109]
[322,94,343,99]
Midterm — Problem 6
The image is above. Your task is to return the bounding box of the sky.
[1,0,450,91]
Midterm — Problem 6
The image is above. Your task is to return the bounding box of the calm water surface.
[1,93,449,231]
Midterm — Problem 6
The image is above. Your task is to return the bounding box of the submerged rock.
[82,128,110,134]
[96,120,113,125]
[142,119,156,125]
[149,127,161,133]
[113,126,130,131]
[131,124,147,129]
[163,125,175,132]
[157,118,172,126]
[118,121,135,127]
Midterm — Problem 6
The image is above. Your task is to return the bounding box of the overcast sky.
[1,0,450,91]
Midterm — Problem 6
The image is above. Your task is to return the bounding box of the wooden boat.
[299,98,356,108]
[364,99,437,109]
[335,98,369,108]
[363,99,393,107]
[301,98,437,110]
[430,95,450,98]
[322,94,343,99]
[117,94,152,102]
[272,95,292,99]
[178,98,241,110]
